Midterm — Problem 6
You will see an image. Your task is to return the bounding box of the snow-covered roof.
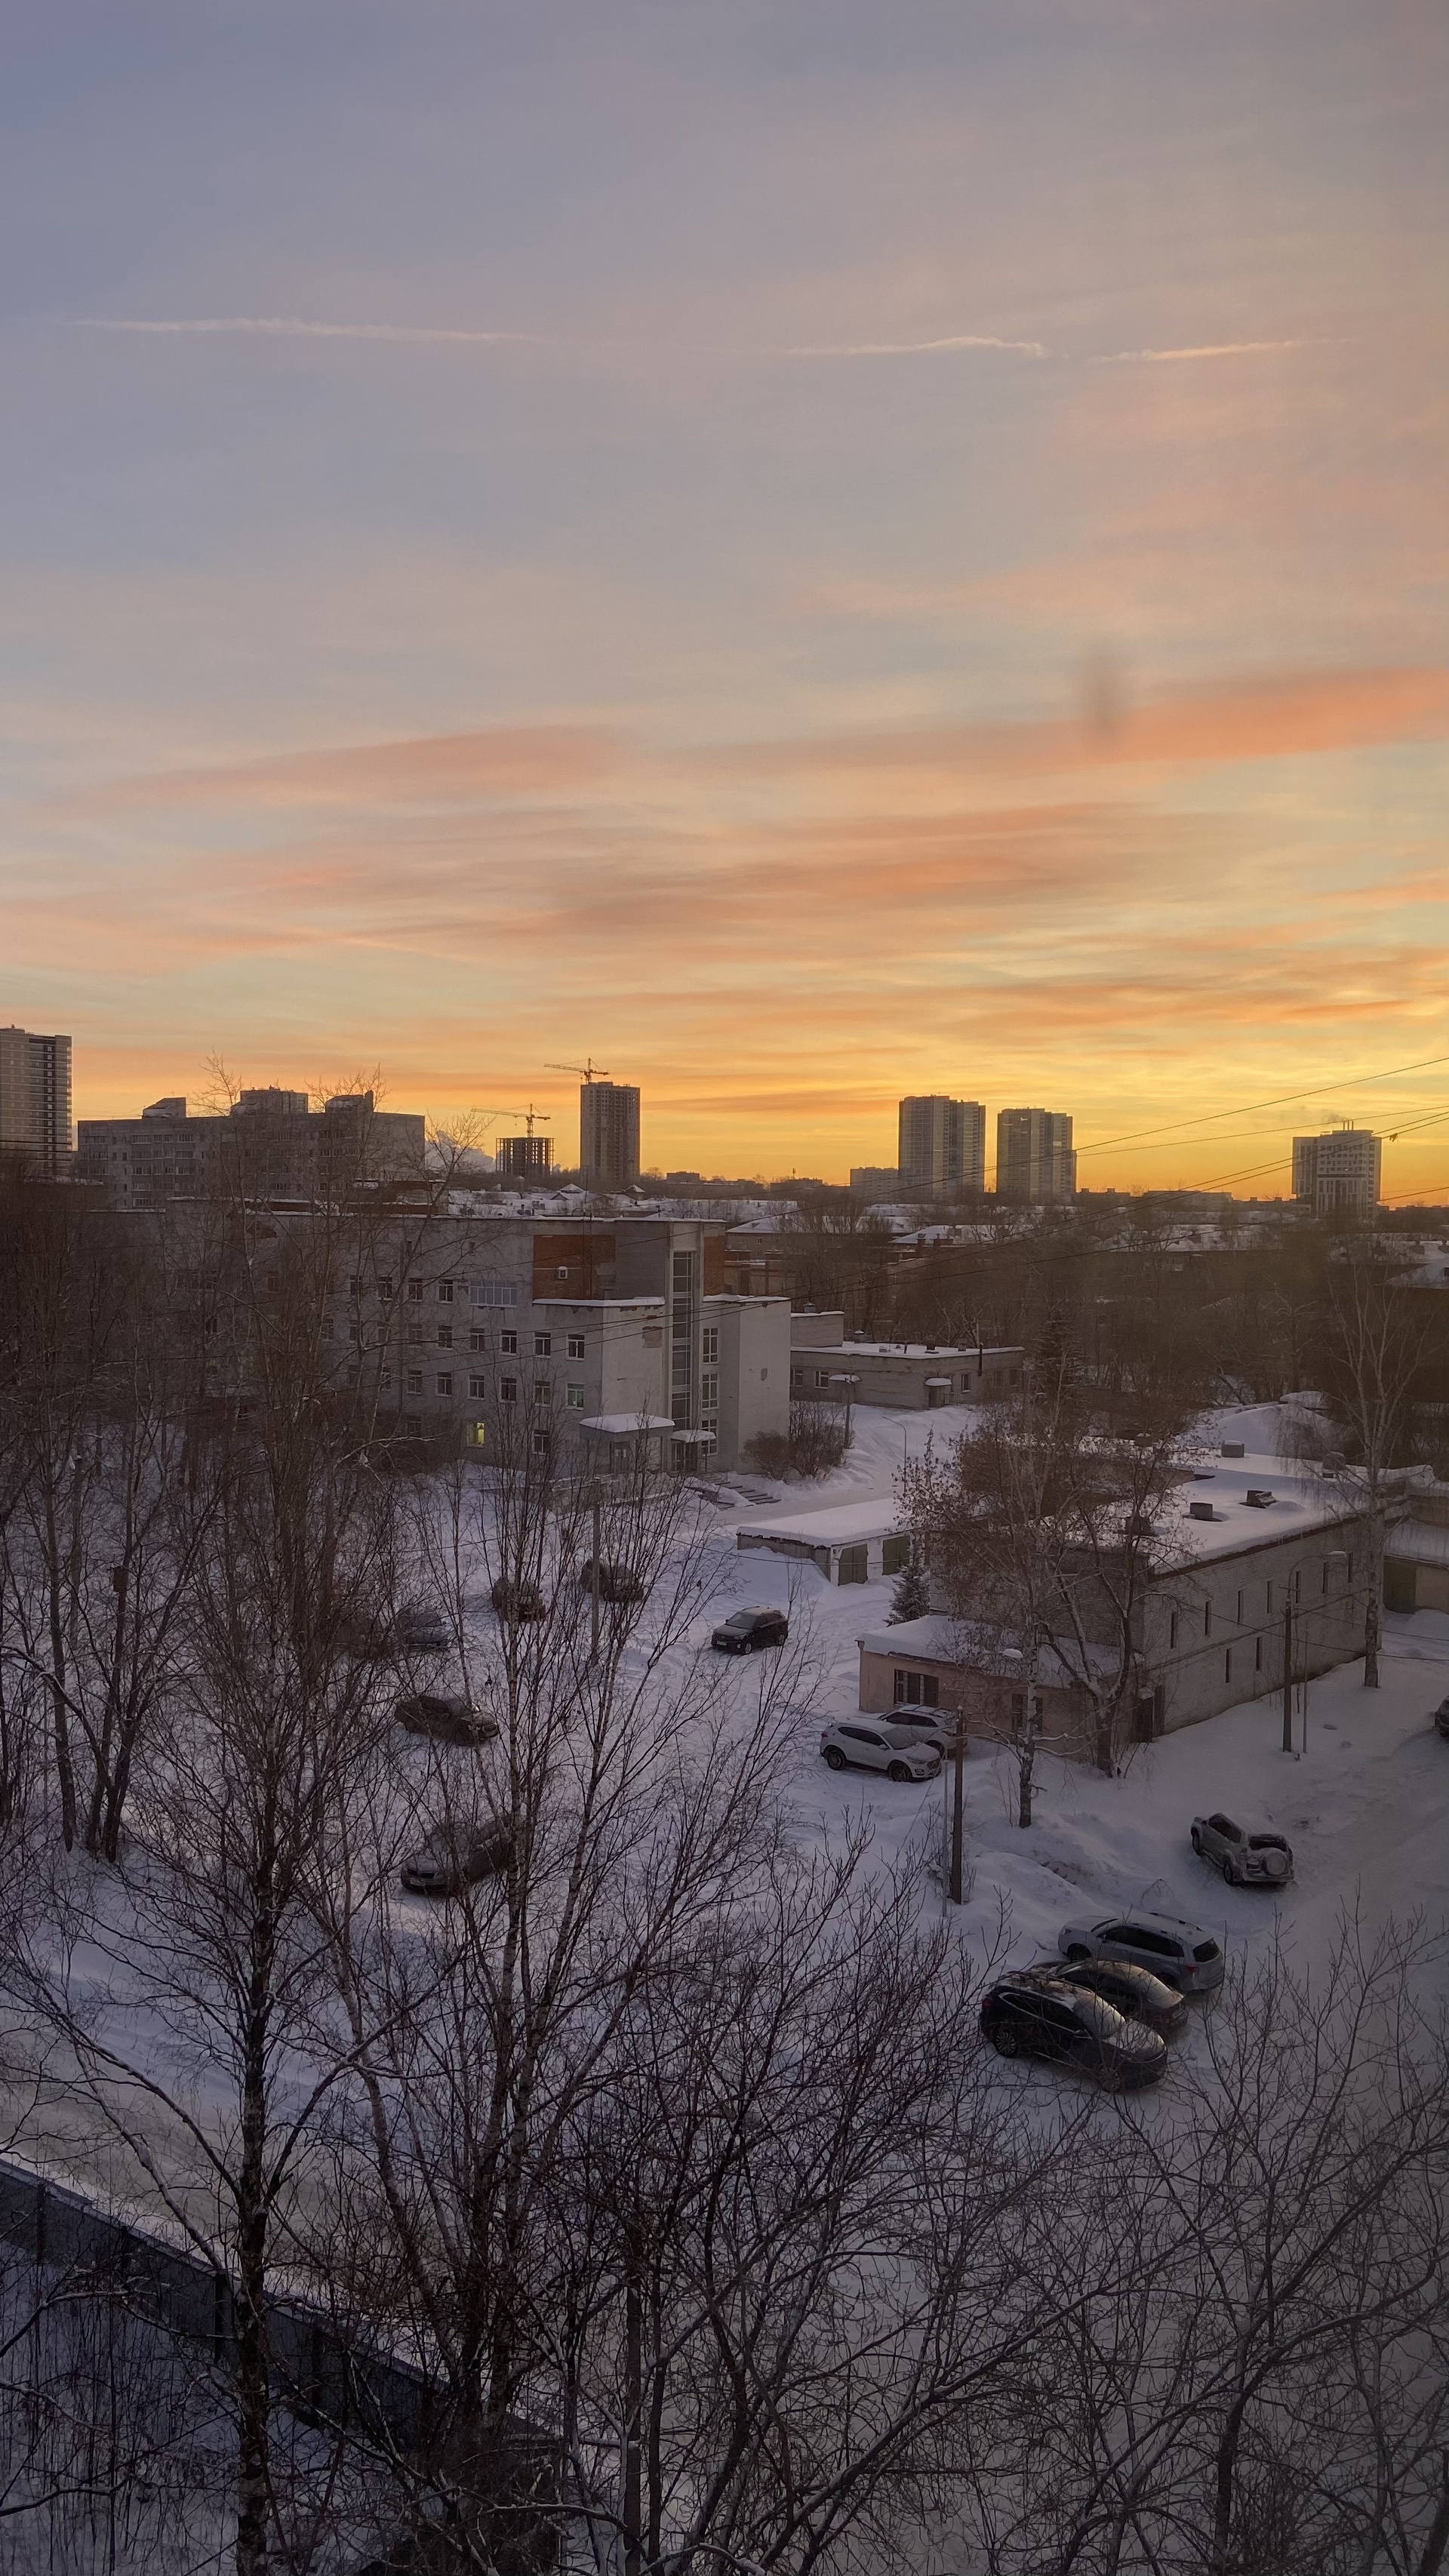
[791,1337,1021,1361]
[1386,1522,1449,1569]
[1150,1455,1366,1571]
[580,1414,676,1435]
[857,1614,1114,1687]
[739,1499,904,1546]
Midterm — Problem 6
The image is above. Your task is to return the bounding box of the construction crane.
[546,1060,610,1085]
[477,1103,546,1136]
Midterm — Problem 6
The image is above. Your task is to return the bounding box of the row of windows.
[1168,1556,1353,1651]
[342,1277,525,1307]
[401,1414,552,1454]
[398,1328,586,1356]
[402,1371,587,1408]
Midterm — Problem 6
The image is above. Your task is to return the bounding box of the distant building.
[848,1165,903,1202]
[497,1134,552,1183]
[1292,1128,1381,1217]
[77,1088,425,1209]
[897,1097,986,1196]
[580,1080,641,1193]
[0,1025,72,1177]
[995,1107,1075,1203]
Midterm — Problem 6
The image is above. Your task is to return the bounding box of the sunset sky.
[3,0,1447,1194]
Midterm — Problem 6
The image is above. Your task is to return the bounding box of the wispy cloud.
[1094,338,1317,365]
[780,334,1048,359]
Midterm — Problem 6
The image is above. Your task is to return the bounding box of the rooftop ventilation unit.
[1244,1488,1275,1508]
[1220,1441,1245,1457]
[1189,1499,1217,1522]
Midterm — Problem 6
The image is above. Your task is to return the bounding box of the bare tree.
[1319,1249,1437,1688]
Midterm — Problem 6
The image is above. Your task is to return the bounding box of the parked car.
[1191,1811,1294,1886]
[711,1606,789,1654]
[820,1719,941,1783]
[395,1692,497,1748]
[1433,1695,1449,1740]
[401,1817,512,1897]
[1028,1955,1188,2040]
[1057,1910,1226,1996]
[577,1559,647,1605]
[394,1605,450,1655]
[884,1707,959,1759]
[490,1575,547,1621]
[980,1974,1168,2089]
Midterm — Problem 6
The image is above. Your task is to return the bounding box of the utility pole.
[1281,1596,1294,1755]
[949,1710,965,1904]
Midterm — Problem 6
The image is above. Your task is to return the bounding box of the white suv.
[820,1720,941,1783]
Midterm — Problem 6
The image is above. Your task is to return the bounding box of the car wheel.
[1222,1856,1238,1885]
[991,2024,1019,2057]
[1065,1944,1090,1962]
[1190,1827,1202,1854]
[824,1746,847,1771]
[887,1760,912,1783]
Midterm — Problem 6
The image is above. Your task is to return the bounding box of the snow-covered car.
[820,1720,941,1783]
[712,1607,789,1654]
[1057,1910,1225,1996]
[980,1975,1168,2090]
[490,1575,547,1621]
[1029,1956,1189,2040]
[884,1707,959,1759]
[395,1692,497,1747]
[577,1559,648,1605]
[1433,1696,1449,1740]
[401,1818,512,1897]
[393,1604,450,1655]
[1191,1812,1294,1886]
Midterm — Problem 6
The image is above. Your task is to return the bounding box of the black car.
[1433,1695,1449,1740]
[401,1817,512,1897]
[711,1607,789,1654]
[490,1576,547,1621]
[980,1975,1168,2089]
[1027,1956,1188,2041]
[394,1605,450,1655]
[577,1559,648,1605]
[395,1692,498,1747]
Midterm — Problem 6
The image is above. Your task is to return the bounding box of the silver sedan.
[1191,1811,1294,1887]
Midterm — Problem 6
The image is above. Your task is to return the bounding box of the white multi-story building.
[1292,1127,1381,1217]
[897,1096,986,1196]
[995,1106,1075,1202]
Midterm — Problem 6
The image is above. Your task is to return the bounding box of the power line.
[1074,1048,1449,1159]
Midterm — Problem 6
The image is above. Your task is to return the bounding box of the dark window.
[377,1280,393,1301]
[404,1414,422,1437]
[469,1374,486,1399]
[437,1282,454,1304]
[534,1332,552,1356]
[408,1281,423,1303]
[1169,1611,1179,1648]
[500,1331,518,1355]
[534,1380,552,1405]
[469,1330,487,1353]
[500,1377,518,1403]
[533,1426,549,1454]
[436,1326,453,1349]
[1203,1602,1212,1638]
[406,1371,422,1395]
[1224,1648,1232,1683]
[568,1334,586,1359]
[435,1373,453,1396]
[881,1534,910,1576]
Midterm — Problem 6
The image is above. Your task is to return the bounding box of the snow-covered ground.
[683,1396,1449,2007]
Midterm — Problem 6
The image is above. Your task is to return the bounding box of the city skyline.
[2,3,1445,1194]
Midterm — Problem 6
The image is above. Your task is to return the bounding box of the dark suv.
[1026,1956,1187,2040]
[712,1607,789,1654]
[980,1975,1168,2089]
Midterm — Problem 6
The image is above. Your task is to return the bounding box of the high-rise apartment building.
[580,1080,641,1193]
[0,1026,72,1177]
[897,1096,986,1196]
[1292,1127,1381,1217]
[995,1107,1076,1203]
